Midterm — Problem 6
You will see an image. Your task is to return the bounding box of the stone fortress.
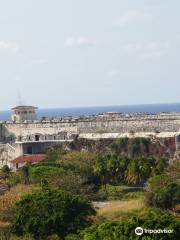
[1,105,180,168]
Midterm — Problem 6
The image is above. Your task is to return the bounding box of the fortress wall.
[2,122,78,142]
[1,117,180,168]
[2,118,180,141]
[76,119,180,133]
[0,144,16,168]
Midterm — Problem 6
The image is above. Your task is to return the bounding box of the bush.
[0,184,39,223]
[151,183,180,209]
[11,189,95,239]
[29,165,64,183]
[146,175,180,209]
[66,209,180,240]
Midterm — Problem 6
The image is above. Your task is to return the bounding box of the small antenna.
[18,91,23,105]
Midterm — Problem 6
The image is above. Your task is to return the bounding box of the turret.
[11,105,38,122]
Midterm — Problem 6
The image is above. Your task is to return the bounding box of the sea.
[1,103,180,121]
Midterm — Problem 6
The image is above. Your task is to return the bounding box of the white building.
[11,105,38,122]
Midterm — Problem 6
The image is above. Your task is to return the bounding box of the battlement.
[1,112,180,144]
[1,111,180,168]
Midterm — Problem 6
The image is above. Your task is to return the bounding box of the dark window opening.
[35,135,40,141]
[27,146,33,154]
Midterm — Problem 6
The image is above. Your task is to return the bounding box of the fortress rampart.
[1,116,180,141]
[1,112,180,168]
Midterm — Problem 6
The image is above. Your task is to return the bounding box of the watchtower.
[11,105,38,122]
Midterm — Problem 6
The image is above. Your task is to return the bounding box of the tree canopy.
[11,189,95,239]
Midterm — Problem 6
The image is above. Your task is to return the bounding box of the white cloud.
[139,51,164,60]
[65,37,95,48]
[114,10,150,27]
[125,41,168,52]
[107,70,120,78]
[0,40,18,52]
[31,59,48,65]
[123,41,169,60]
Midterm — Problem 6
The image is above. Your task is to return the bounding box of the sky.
[0,0,180,110]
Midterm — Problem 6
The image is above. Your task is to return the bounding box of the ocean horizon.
[1,103,180,121]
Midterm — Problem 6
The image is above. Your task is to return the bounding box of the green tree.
[152,158,168,175]
[11,189,95,239]
[66,209,180,240]
[21,163,31,185]
[0,165,11,180]
[146,174,180,209]
[94,155,110,194]
[126,157,153,186]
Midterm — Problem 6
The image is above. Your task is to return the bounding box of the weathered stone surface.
[0,112,180,168]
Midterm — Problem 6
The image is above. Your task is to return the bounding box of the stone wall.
[0,144,16,168]
[77,119,180,133]
[1,113,180,168]
[1,122,78,142]
[2,118,180,142]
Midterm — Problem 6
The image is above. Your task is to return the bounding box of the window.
[27,146,33,154]
[35,135,40,141]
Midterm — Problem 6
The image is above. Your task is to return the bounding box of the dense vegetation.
[66,209,180,240]
[0,137,179,239]
[11,189,95,239]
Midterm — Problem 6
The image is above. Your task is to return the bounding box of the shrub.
[66,209,180,240]
[151,183,180,209]
[29,165,64,183]
[146,175,180,209]
[0,184,39,222]
[11,189,95,239]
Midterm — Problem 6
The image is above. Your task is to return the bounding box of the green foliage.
[45,147,67,162]
[59,151,97,178]
[0,165,11,180]
[7,172,23,187]
[11,189,95,239]
[21,164,31,185]
[152,183,180,209]
[66,209,180,240]
[94,153,156,187]
[110,138,129,154]
[96,184,144,200]
[94,154,131,188]
[152,158,168,175]
[126,157,155,186]
[29,165,64,183]
[110,138,150,157]
[146,174,180,209]
[29,152,99,199]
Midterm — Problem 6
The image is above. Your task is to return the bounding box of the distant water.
[1,103,180,121]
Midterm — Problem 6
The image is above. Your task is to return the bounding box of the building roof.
[11,154,45,164]
[11,105,38,111]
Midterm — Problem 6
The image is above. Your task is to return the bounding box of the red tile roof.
[11,155,45,164]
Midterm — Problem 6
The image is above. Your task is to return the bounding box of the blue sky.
[0,0,179,110]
